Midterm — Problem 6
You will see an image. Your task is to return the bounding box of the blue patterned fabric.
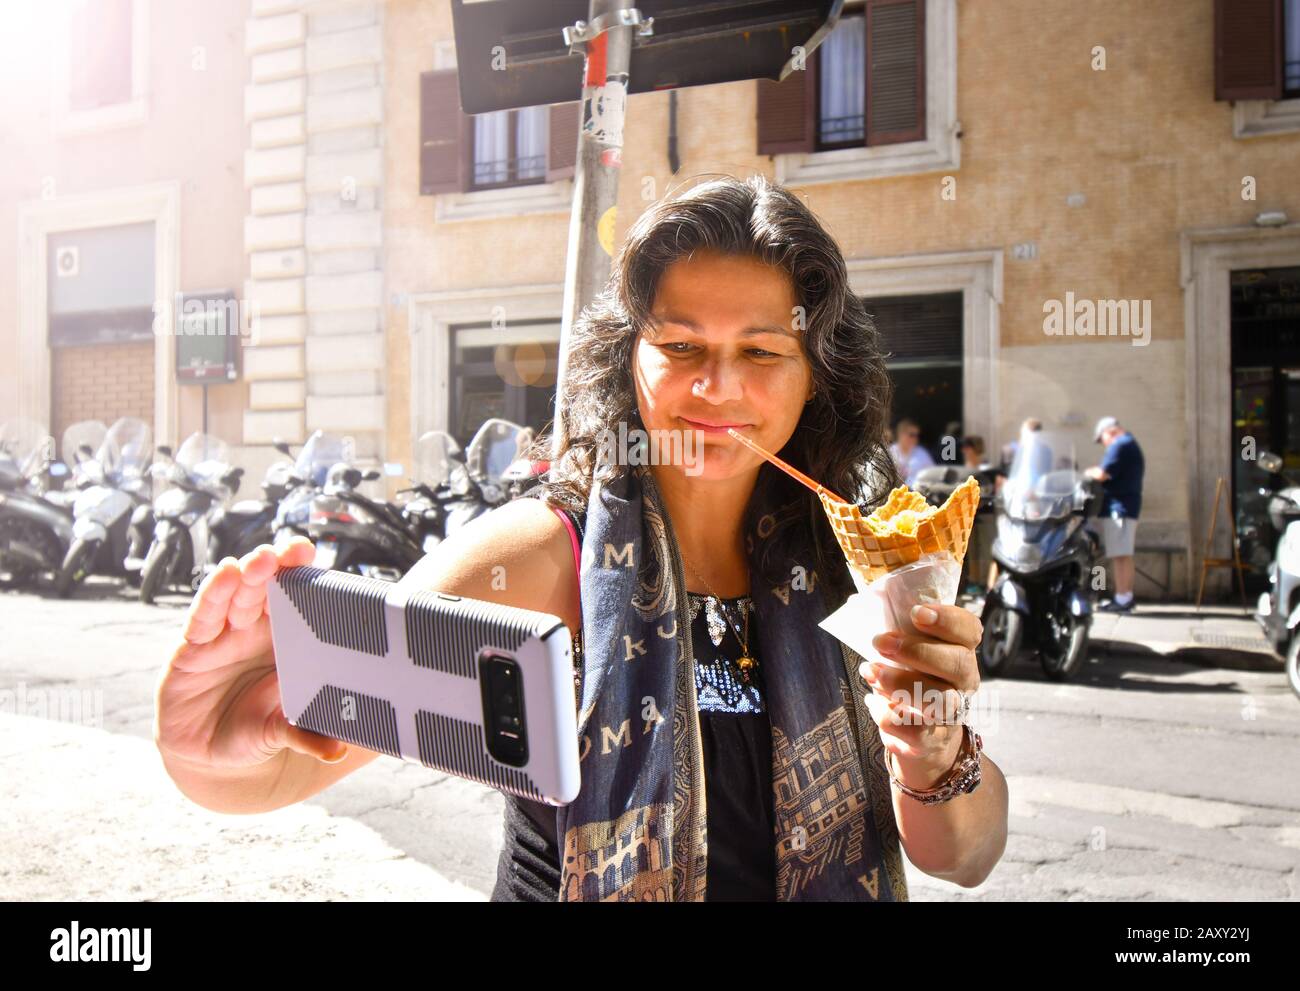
[551,464,908,901]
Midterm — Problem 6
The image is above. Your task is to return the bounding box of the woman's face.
[632,250,815,482]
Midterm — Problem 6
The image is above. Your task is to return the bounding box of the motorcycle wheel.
[978,602,1022,678]
[0,519,37,590]
[139,539,171,605]
[1286,634,1300,700]
[55,539,93,598]
[1040,608,1091,682]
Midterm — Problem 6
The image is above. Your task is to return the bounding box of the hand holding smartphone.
[267,565,582,805]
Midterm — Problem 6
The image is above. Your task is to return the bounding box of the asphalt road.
[1,577,1297,901]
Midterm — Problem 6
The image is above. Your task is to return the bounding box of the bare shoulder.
[398,497,580,632]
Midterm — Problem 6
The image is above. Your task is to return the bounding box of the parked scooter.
[1249,452,1300,699]
[0,420,73,589]
[439,418,535,537]
[307,446,423,582]
[55,417,154,597]
[912,463,981,507]
[138,433,288,604]
[978,431,1104,681]
[393,430,462,555]
[270,432,340,546]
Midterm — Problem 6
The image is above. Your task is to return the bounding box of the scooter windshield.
[62,420,108,470]
[294,430,348,488]
[465,419,529,486]
[414,430,462,489]
[176,432,232,483]
[99,417,153,482]
[0,419,53,478]
[1002,431,1082,522]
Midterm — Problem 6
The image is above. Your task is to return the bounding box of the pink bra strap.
[548,504,583,615]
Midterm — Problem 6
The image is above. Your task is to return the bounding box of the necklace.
[679,553,757,683]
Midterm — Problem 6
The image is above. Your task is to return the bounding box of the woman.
[155,174,1007,902]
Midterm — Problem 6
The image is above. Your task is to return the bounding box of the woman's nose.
[691,357,745,403]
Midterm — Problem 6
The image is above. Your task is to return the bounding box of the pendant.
[736,655,756,682]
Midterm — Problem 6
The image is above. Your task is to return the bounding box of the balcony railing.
[471,154,547,191]
[818,113,865,147]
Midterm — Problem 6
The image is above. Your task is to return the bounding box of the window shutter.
[420,70,464,195]
[547,101,579,181]
[865,292,962,364]
[1214,0,1283,101]
[865,0,926,145]
[756,67,815,155]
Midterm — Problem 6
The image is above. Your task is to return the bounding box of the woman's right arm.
[154,496,579,814]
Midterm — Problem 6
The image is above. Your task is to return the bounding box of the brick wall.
[51,342,155,442]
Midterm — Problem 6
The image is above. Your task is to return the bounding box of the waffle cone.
[819,475,981,585]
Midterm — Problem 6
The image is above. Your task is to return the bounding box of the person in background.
[1086,416,1145,613]
[890,417,935,485]
[1000,418,1042,474]
[960,435,986,470]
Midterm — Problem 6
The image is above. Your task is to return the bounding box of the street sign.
[450,0,843,114]
[175,290,240,384]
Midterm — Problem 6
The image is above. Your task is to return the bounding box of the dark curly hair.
[524,173,899,602]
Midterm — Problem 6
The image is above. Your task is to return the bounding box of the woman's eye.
[663,342,695,353]
[748,349,779,358]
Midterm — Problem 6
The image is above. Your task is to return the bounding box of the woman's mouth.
[680,417,752,434]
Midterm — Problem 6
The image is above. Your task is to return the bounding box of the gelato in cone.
[819,475,981,585]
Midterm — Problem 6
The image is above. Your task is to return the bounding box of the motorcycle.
[0,420,74,589]
[439,418,536,537]
[270,432,341,546]
[393,430,462,555]
[307,443,423,582]
[138,433,288,604]
[912,463,976,507]
[1249,451,1300,699]
[978,431,1104,681]
[914,462,1001,594]
[55,417,154,597]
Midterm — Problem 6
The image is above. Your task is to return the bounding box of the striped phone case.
[268,565,581,805]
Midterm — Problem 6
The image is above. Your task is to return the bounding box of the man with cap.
[1085,416,1145,612]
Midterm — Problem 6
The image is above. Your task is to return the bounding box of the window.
[470,106,549,190]
[1218,0,1300,135]
[47,222,157,347]
[419,66,576,217]
[449,323,559,448]
[758,0,956,185]
[69,0,133,112]
[817,15,866,149]
[53,0,149,134]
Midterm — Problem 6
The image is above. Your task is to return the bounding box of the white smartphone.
[267,565,581,805]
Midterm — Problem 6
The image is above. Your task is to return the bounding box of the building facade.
[5,0,1300,598]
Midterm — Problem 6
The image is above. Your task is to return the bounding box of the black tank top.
[491,589,776,901]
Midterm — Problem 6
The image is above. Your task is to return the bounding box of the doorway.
[1230,265,1300,588]
[863,291,964,464]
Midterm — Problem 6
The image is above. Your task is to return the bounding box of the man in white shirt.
[889,418,935,485]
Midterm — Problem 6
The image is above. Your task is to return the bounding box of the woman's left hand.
[860,603,983,792]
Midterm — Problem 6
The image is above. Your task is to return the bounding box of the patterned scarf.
[552,463,908,902]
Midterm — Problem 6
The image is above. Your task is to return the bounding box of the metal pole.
[551,0,638,461]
